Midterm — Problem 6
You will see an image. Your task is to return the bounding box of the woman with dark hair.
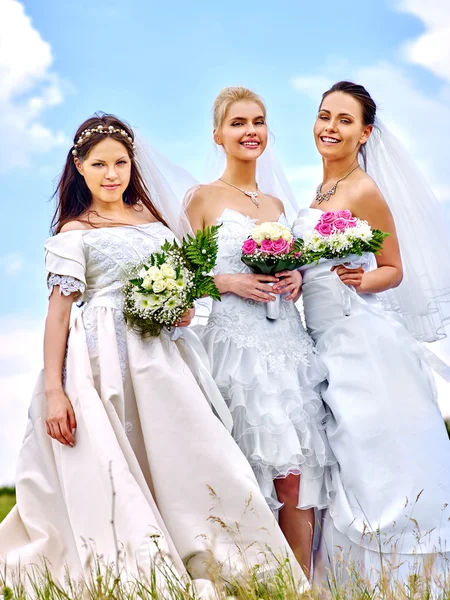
[0,114,308,594]
[292,83,450,582]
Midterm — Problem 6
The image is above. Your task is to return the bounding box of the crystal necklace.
[315,164,360,205]
[219,178,260,207]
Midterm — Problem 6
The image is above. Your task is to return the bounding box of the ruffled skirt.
[195,300,335,512]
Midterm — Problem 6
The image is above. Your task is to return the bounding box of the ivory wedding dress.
[0,222,308,595]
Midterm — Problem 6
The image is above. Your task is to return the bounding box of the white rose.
[141,275,154,290]
[165,279,177,291]
[160,264,176,279]
[138,267,148,279]
[152,279,167,293]
[266,223,280,240]
[147,266,161,280]
[252,231,264,244]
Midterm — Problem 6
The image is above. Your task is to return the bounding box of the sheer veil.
[134,133,197,239]
[134,124,450,348]
[364,122,450,343]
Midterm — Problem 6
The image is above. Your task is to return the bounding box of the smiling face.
[314,91,373,160]
[74,137,132,205]
[214,100,268,162]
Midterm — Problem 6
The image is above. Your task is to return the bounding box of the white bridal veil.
[134,133,197,239]
[135,124,450,350]
[364,122,450,344]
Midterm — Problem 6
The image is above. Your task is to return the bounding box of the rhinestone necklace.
[219,178,260,207]
[315,164,360,205]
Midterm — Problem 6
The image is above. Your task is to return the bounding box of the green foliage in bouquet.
[123,226,221,338]
[174,225,222,302]
[241,239,307,275]
[305,229,389,264]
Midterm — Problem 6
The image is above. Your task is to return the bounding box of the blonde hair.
[213,86,266,130]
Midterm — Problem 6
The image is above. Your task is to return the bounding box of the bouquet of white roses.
[123,227,221,337]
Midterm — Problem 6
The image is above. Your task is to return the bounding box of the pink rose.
[242,239,257,254]
[346,218,357,228]
[315,221,333,236]
[336,209,352,220]
[260,239,274,253]
[272,238,290,254]
[333,218,349,231]
[320,211,338,224]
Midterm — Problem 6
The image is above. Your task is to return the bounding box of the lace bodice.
[204,208,314,373]
[45,222,175,309]
[45,223,176,385]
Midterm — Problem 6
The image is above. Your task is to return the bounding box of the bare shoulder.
[186,183,222,211]
[60,221,90,232]
[351,174,388,213]
[264,194,285,214]
[349,173,395,229]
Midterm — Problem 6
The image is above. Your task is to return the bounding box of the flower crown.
[71,124,135,156]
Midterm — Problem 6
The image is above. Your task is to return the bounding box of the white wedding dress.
[195,208,335,512]
[293,208,450,584]
[0,222,308,595]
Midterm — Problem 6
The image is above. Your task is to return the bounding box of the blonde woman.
[187,87,335,575]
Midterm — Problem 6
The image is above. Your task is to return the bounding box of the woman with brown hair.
[0,113,308,594]
[293,82,450,583]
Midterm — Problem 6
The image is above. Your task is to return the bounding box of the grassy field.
[0,487,16,522]
[0,484,449,598]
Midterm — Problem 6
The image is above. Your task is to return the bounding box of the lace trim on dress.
[48,274,86,300]
[206,310,313,374]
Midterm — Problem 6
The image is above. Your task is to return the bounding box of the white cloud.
[0,0,67,171]
[0,252,24,275]
[395,0,450,82]
[291,75,333,101]
[0,318,44,485]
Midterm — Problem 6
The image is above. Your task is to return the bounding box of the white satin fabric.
[293,208,450,583]
[0,223,308,594]
[194,208,335,512]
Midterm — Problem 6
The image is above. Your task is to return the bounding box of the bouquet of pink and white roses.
[302,210,389,262]
[241,221,305,319]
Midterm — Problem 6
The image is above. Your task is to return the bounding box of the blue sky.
[1,0,449,484]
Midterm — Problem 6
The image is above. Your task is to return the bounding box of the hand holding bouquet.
[123,227,221,337]
[241,221,305,319]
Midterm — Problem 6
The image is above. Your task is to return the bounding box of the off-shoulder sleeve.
[44,230,87,301]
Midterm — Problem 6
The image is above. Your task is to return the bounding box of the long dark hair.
[51,112,169,234]
[320,81,377,169]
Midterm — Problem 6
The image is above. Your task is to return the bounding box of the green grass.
[0,486,449,598]
[0,552,448,600]
[0,486,16,522]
